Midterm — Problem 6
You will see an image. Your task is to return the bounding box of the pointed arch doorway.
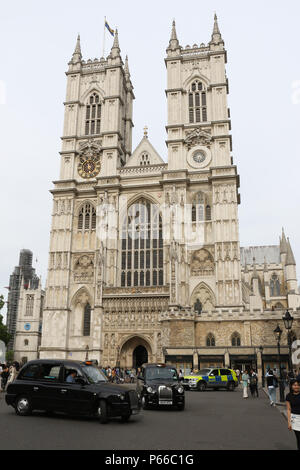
[119,336,152,370]
[133,345,148,369]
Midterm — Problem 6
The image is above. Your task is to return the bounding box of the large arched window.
[192,192,211,222]
[121,199,163,287]
[83,303,91,336]
[188,81,207,124]
[206,334,216,347]
[78,203,96,231]
[85,93,101,135]
[270,274,281,297]
[231,333,241,347]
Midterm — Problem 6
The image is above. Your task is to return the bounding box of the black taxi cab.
[137,363,185,410]
[5,359,140,424]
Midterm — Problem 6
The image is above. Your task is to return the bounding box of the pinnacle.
[286,238,296,266]
[168,19,179,50]
[71,34,82,64]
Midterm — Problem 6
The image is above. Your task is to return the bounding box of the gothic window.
[85,93,101,136]
[231,333,241,347]
[78,203,96,231]
[188,81,207,124]
[24,339,29,346]
[121,199,163,287]
[192,192,211,222]
[140,153,150,166]
[25,294,34,316]
[270,274,281,297]
[83,303,91,336]
[206,334,216,347]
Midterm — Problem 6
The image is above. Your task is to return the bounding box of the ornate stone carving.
[191,249,215,276]
[191,283,215,313]
[184,129,212,149]
[73,255,94,283]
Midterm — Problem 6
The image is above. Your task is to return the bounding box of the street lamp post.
[259,346,264,387]
[282,310,294,375]
[273,325,285,403]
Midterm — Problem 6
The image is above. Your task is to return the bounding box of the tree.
[0,294,11,346]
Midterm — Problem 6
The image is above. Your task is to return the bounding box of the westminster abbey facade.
[36,16,300,380]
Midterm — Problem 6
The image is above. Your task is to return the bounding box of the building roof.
[240,246,280,265]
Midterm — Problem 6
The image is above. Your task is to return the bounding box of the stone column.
[256,348,263,386]
[224,350,230,368]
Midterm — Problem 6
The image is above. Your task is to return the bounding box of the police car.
[183,368,238,392]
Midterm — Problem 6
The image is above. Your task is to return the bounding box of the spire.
[168,19,180,51]
[280,228,288,254]
[72,34,82,63]
[124,55,130,79]
[252,257,259,279]
[286,238,296,266]
[111,28,121,58]
[210,13,224,45]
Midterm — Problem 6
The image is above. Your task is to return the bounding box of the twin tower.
[36,16,299,370]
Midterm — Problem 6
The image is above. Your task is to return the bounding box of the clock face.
[78,155,101,179]
[193,150,206,164]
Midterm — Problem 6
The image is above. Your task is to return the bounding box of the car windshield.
[82,365,107,384]
[145,367,178,381]
[191,369,211,376]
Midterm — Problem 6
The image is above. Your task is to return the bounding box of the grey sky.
[1,0,299,320]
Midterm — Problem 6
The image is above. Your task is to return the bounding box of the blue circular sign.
[24,323,31,331]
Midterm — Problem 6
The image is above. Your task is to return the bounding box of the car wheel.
[121,414,131,422]
[227,382,235,392]
[97,400,109,424]
[197,381,207,392]
[177,403,185,411]
[15,396,32,416]
[141,395,149,410]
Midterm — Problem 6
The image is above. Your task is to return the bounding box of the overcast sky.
[1,0,299,320]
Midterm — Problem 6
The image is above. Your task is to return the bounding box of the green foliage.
[6,350,14,362]
[0,295,11,346]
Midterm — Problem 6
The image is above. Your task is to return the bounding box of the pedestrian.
[286,379,300,450]
[266,369,278,407]
[242,370,249,398]
[5,362,18,390]
[249,369,259,398]
[0,364,9,391]
[235,368,241,384]
[179,369,184,381]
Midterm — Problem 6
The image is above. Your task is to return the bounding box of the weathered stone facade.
[39,17,300,379]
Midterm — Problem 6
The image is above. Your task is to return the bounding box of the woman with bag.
[266,369,277,407]
[286,379,300,450]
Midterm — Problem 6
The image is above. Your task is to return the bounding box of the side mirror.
[75,377,86,385]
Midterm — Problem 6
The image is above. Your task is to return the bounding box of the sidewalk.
[262,386,288,420]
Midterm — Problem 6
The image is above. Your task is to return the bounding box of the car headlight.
[147,386,154,393]
[117,394,125,401]
[177,386,184,394]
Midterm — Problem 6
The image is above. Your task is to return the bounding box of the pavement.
[0,386,297,450]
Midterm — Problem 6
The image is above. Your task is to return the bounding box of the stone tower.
[164,17,242,311]
[40,33,134,362]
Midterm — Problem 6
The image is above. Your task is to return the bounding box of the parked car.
[137,363,185,410]
[5,359,141,424]
[183,368,238,391]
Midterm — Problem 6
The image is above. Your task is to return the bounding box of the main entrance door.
[133,345,148,369]
[119,336,151,369]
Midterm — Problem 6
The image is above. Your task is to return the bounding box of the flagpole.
[102,16,106,58]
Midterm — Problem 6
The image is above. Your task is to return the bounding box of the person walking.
[242,370,249,398]
[5,362,19,390]
[266,369,278,407]
[249,369,259,398]
[286,379,300,450]
[235,368,241,384]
